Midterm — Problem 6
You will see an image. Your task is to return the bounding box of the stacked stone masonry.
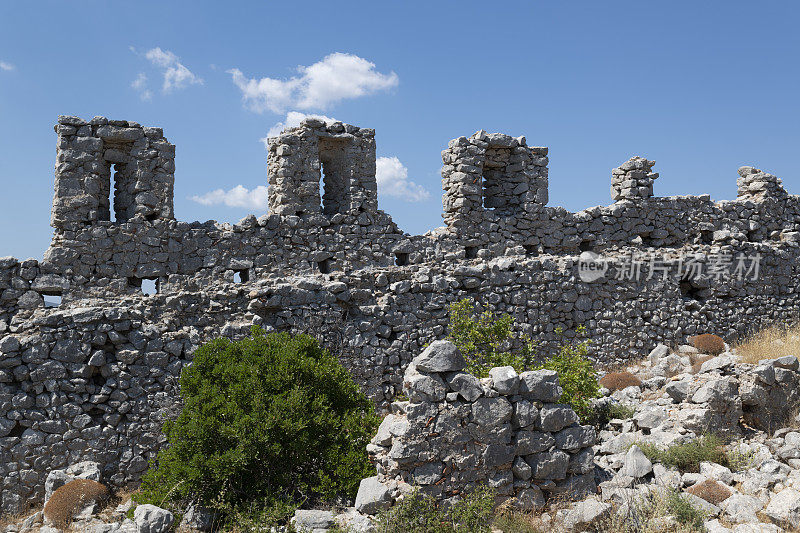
[1,115,800,513]
[51,116,175,227]
[367,341,596,509]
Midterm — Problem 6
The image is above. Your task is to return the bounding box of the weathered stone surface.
[539,404,578,432]
[355,477,392,515]
[179,504,216,532]
[562,499,611,530]
[554,426,596,451]
[520,370,562,402]
[447,372,483,402]
[414,340,465,373]
[764,488,800,528]
[528,449,570,480]
[292,509,335,531]
[489,366,520,394]
[472,397,513,427]
[133,504,174,533]
[620,445,653,478]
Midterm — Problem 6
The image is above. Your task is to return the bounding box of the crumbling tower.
[611,157,658,201]
[441,131,549,229]
[266,118,378,217]
[737,166,789,202]
[51,116,175,228]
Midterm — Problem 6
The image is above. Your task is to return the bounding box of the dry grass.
[599,372,642,392]
[689,334,726,355]
[735,323,800,364]
[689,354,715,374]
[0,506,38,530]
[601,489,707,533]
[492,494,572,533]
[43,479,110,529]
[685,479,732,505]
[493,509,547,533]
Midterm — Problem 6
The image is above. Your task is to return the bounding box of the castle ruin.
[0,115,799,513]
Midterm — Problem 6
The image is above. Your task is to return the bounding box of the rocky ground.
[4,340,800,533]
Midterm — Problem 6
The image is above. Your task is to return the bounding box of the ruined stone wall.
[368,341,596,509]
[1,115,800,513]
[266,119,377,217]
[51,117,174,228]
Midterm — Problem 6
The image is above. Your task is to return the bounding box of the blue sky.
[1,1,799,260]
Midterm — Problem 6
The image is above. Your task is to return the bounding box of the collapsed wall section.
[368,341,595,508]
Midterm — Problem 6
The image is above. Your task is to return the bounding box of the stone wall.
[266,119,377,217]
[367,341,596,509]
[1,115,800,513]
[51,116,174,228]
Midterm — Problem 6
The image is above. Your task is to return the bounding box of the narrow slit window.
[317,259,332,274]
[317,137,350,215]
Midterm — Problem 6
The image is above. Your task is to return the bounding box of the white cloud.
[229,52,398,114]
[262,112,339,145]
[0,61,15,71]
[190,185,268,210]
[190,158,427,210]
[131,47,202,95]
[376,157,430,202]
[131,73,152,101]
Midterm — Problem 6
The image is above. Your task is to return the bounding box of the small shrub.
[447,298,533,377]
[603,489,706,533]
[690,334,726,355]
[608,403,636,420]
[536,326,599,424]
[43,479,109,529]
[221,499,298,532]
[598,371,642,391]
[135,328,379,528]
[376,486,495,533]
[637,434,727,472]
[447,299,599,423]
[685,479,732,505]
[492,512,545,533]
[665,490,707,530]
[726,446,756,472]
[592,401,636,428]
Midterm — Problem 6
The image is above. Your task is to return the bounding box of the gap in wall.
[43,294,62,308]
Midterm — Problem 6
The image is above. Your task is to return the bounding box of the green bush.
[447,299,599,423]
[447,298,533,377]
[665,490,707,530]
[534,326,599,424]
[608,403,636,420]
[376,486,495,533]
[637,434,727,472]
[134,328,379,527]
